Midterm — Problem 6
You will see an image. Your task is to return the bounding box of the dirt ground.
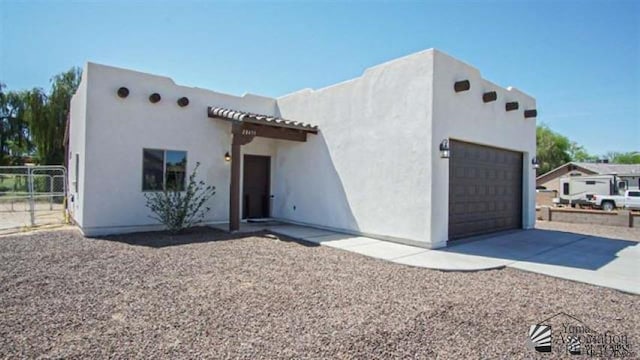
[0,227,638,359]
[536,220,640,241]
[0,200,65,233]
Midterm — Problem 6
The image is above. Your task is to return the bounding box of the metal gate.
[0,166,67,232]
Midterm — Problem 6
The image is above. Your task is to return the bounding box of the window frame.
[142,148,188,192]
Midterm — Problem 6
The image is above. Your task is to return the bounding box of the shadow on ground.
[95,226,320,249]
[443,229,638,271]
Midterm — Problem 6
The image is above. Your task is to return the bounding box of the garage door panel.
[448,140,523,240]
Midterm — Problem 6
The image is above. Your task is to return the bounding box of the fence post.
[28,167,35,227]
[617,210,632,228]
[49,175,53,210]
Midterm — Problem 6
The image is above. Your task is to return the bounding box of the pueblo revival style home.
[67,49,537,248]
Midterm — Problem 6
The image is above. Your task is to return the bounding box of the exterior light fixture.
[177,97,189,107]
[149,93,161,103]
[439,139,450,158]
[224,152,231,162]
[117,87,129,98]
[532,157,540,169]
[454,80,470,92]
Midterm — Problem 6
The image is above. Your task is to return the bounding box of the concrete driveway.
[212,222,640,295]
[436,230,639,295]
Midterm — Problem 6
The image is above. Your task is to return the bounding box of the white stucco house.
[67,49,537,248]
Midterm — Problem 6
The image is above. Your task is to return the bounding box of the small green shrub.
[144,162,216,234]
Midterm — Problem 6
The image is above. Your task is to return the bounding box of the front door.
[243,155,270,219]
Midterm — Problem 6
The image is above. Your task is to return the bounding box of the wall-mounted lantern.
[224,152,231,162]
[177,97,189,107]
[454,80,470,92]
[439,139,450,158]
[117,87,129,98]
[505,101,519,111]
[149,93,161,103]
[532,157,540,169]
[482,91,497,103]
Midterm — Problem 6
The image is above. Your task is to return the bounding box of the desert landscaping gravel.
[0,227,638,359]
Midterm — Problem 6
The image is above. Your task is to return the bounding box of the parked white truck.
[590,190,640,211]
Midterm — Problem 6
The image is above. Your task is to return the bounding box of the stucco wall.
[68,65,89,227]
[275,50,434,246]
[430,50,537,247]
[70,50,536,246]
[73,62,278,235]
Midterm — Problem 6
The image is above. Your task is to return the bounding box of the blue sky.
[1,0,638,155]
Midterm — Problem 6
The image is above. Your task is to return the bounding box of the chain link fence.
[0,166,67,232]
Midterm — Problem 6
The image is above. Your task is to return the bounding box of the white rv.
[556,174,639,206]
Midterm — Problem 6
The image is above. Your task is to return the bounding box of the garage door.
[448,140,523,240]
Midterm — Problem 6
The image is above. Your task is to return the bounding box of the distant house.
[67,49,537,248]
[536,162,640,193]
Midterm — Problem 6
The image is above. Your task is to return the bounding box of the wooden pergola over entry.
[207,107,319,232]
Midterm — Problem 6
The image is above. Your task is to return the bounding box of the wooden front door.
[243,155,270,219]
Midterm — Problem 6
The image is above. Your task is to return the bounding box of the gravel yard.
[1,228,638,359]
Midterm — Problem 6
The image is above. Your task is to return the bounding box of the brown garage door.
[448,140,523,240]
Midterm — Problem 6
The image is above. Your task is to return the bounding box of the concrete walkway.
[210,222,640,295]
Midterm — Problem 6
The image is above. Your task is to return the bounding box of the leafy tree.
[26,67,82,164]
[144,163,216,234]
[568,142,597,163]
[1,67,81,165]
[536,124,572,174]
[22,88,48,159]
[535,124,637,171]
[1,84,33,164]
[605,151,640,164]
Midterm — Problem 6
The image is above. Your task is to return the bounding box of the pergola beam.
[241,122,308,142]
